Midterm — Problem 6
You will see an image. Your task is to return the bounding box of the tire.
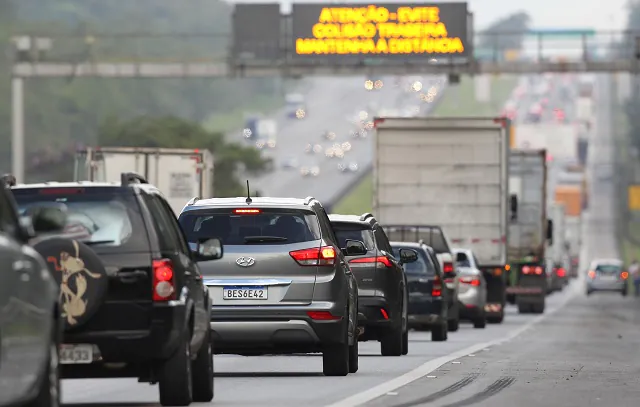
[380,323,403,356]
[622,287,628,297]
[25,321,60,407]
[473,312,486,329]
[191,328,214,402]
[348,335,359,374]
[158,329,193,406]
[401,329,409,355]
[323,321,349,376]
[447,317,459,332]
[431,321,447,342]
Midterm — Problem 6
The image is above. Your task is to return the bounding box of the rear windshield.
[384,226,450,254]
[178,208,321,246]
[331,223,375,250]
[595,264,621,273]
[392,246,435,276]
[12,188,149,252]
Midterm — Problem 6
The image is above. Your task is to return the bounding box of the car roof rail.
[121,172,148,187]
[304,196,316,205]
[186,196,200,206]
[1,173,16,187]
[360,212,374,221]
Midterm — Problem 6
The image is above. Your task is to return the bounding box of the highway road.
[61,75,637,407]
[247,76,444,205]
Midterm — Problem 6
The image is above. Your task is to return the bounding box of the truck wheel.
[158,329,193,406]
[348,334,359,373]
[191,327,214,402]
[323,322,350,376]
[401,329,409,355]
[447,317,459,332]
[431,321,447,341]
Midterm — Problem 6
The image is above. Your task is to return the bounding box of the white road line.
[324,283,579,407]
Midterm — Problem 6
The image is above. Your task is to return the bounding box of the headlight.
[374,80,383,89]
[313,144,323,153]
[364,80,374,90]
[243,128,252,138]
[296,109,306,119]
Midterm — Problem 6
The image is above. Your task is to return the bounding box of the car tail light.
[556,268,566,277]
[307,311,341,321]
[290,246,336,266]
[459,276,481,286]
[522,266,543,275]
[443,262,454,274]
[380,308,389,319]
[432,276,442,297]
[621,271,629,280]
[348,256,392,268]
[153,259,176,302]
[588,270,596,279]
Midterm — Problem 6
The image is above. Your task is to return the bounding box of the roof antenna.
[245,180,252,205]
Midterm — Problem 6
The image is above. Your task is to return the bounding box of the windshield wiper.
[80,240,116,246]
[244,236,288,244]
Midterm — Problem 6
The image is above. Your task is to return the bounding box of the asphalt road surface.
[248,76,444,204]
[61,75,631,407]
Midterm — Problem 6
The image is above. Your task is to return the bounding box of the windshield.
[332,223,375,250]
[12,188,149,252]
[178,208,321,247]
[595,264,621,274]
[392,246,435,276]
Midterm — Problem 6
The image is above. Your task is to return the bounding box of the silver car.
[586,259,628,296]
[178,196,363,376]
[453,248,487,329]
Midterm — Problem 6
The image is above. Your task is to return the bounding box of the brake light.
[348,256,392,268]
[621,271,629,280]
[522,266,543,275]
[443,262,454,274]
[307,311,341,321]
[233,208,261,214]
[556,268,566,277]
[290,246,336,266]
[380,308,389,319]
[459,277,481,286]
[588,270,596,279]
[432,276,442,297]
[152,259,176,302]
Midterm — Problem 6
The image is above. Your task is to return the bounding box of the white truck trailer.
[372,116,510,323]
[74,147,214,215]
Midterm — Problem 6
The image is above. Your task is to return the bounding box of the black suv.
[0,175,62,406]
[329,213,416,356]
[10,172,223,406]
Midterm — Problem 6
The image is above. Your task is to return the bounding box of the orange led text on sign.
[296,5,465,56]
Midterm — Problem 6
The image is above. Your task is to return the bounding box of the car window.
[374,227,393,253]
[383,226,450,254]
[178,208,321,247]
[12,187,149,253]
[0,189,20,237]
[392,246,435,275]
[144,194,184,253]
[316,207,339,244]
[331,223,375,250]
[455,251,471,267]
[595,264,621,274]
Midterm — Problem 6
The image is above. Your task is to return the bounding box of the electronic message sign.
[232,4,281,61]
[291,3,470,61]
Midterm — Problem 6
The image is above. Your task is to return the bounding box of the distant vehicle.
[364,77,384,91]
[391,241,449,341]
[300,166,320,177]
[338,162,359,173]
[330,213,416,355]
[285,93,307,119]
[452,249,487,329]
[586,259,628,296]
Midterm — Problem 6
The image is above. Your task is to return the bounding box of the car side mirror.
[399,248,418,264]
[343,239,367,256]
[27,206,67,234]
[546,219,554,243]
[195,237,224,261]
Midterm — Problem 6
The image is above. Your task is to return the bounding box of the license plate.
[599,275,617,281]
[223,286,268,300]
[59,344,93,364]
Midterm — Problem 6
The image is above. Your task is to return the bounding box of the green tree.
[97,115,272,197]
[478,11,531,56]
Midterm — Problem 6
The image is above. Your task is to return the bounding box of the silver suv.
[178,196,364,376]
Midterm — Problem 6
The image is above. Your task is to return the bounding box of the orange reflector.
[505,264,511,271]
[621,271,629,280]
[588,270,596,279]
[233,208,261,214]
[380,308,389,320]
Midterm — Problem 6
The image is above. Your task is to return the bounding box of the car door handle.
[116,269,148,284]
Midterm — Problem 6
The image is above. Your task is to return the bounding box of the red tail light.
[153,259,176,302]
[307,311,341,321]
[556,268,566,277]
[380,308,389,319]
[443,262,454,273]
[290,246,336,266]
[349,256,392,268]
[588,270,596,279]
[233,208,261,214]
[459,276,481,286]
[621,271,629,280]
[522,266,543,275]
[432,276,442,297]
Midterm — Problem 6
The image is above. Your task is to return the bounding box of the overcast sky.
[226,0,629,30]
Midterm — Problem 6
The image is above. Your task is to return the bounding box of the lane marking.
[324,283,579,407]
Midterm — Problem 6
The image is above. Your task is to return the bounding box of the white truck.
[372,116,510,323]
[74,147,214,215]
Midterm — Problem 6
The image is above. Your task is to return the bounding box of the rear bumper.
[208,302,346,353]
[60,302,187,379]
[358,296,396,327]
[407,295,444,327]
[587,280,626,291]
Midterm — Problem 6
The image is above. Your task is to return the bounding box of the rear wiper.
[80,240,116,246]
[244,236,288,244]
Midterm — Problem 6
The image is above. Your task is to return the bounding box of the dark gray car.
[329,213,416,356]
[178,196,363,376]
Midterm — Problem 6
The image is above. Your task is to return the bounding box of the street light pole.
[11,76,24,183]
